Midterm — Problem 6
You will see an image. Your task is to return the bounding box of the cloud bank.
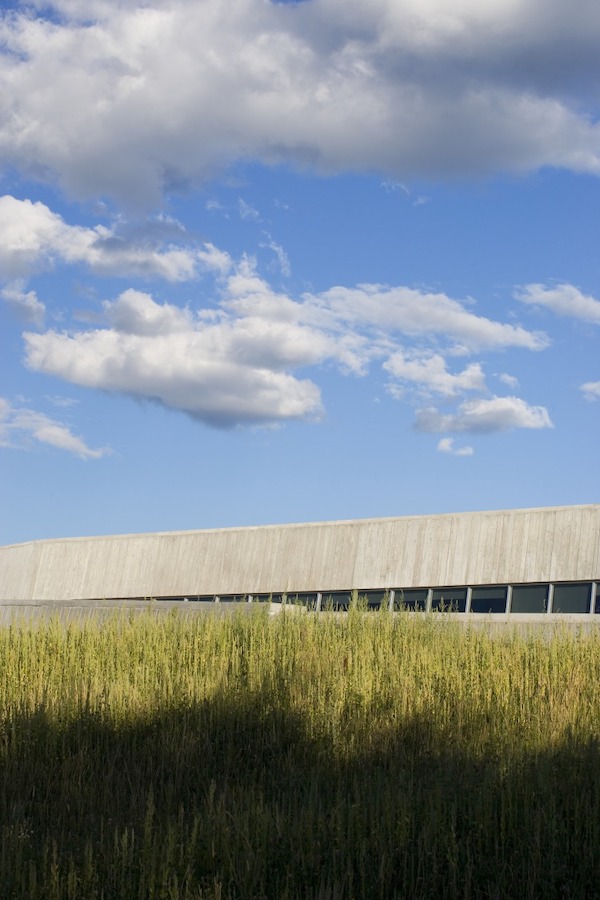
[0,196,203,281]
[1,0,599,205]
[22,252,550,429]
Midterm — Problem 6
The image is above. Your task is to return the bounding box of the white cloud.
[0,396,110,459]
[384,351,485,396]
[103,289,193,336]
[498,372,519,389]
[415,395,553,433]
[20,250,551,430]
[515,283,600,324]
[197,243,233,276]
[1,281,45,326]
[437,437,474,456]
[23,289,325,428]
[309,284,548,351]
[0,196,204,282]
[580,380,600,401]
[0,1,599,205]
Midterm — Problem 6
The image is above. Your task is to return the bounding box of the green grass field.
[0,606,599,898]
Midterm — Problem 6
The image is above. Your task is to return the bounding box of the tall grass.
[0,607,599,898]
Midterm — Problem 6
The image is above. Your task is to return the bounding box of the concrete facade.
[1,504,599,603]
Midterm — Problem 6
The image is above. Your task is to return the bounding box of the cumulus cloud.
[1,281,45,326]
[104,289,192,336]
[580,380,600,400]
[515,283,600,324]
[23,289,325,428]
[197,243,233,276]
[308,284,548,351]
[0,196,204,281]
[498,372,519,389]
[20,250,551,428]
[0,1,599,205]
[415,396,553,433]
[0,396,110,459]
[437,437,474,457]
[384,351,485,396]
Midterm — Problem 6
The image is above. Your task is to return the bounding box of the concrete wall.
[1,505,599,602]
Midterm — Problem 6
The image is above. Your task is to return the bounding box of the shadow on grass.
[1,687,599,899]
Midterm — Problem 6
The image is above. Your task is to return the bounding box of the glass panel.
[470,586,508,614]
[552,583,592,614]
[321,591,352,611]
[252,594,283,603]
[595,585,600,615]
[288,592,318,609]
[431,588,467,613]
[510,584,548,613]
[359,590,386,609]
[393,589,428,611]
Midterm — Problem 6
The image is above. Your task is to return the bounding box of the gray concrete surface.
[0,599,284,625]
[1,504,599,603]
[0,602,597,633]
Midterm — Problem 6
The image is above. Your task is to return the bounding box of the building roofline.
[3,503,599,551]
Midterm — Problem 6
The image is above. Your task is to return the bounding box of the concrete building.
[1,504,599,619]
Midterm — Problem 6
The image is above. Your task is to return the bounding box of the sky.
[1,0,599,546]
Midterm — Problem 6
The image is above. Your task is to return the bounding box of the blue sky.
[1,0,599,545]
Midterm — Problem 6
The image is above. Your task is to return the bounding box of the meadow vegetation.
[0,606,599,898]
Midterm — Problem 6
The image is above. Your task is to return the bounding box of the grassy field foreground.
[0,607,599,899]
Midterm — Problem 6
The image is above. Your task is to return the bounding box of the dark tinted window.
[552,583,592,614]
[470,586,508,614]
[393,589,428,611]
[511,584,548,613]
[288,592,318,608]
[321,591,352,611]
[358,590,386,609]
[431,588,467,612]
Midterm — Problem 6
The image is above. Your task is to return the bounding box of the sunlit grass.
[0,607,599,898]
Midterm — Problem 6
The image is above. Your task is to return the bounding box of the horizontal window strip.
[147,582,600,614]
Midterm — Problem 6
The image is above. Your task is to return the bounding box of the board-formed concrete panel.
[1,505,599,602]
